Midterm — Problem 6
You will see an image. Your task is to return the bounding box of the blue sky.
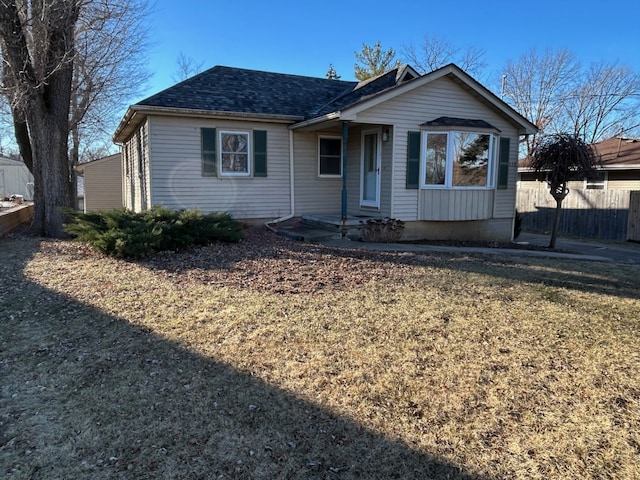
[143,0,639,100]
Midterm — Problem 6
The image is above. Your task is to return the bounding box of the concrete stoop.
[269,214,375,242]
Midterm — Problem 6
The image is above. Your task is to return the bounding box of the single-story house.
[0,156,33,200]
[518,137,640,190]
[113,63,537,241]
[75,153,123,212]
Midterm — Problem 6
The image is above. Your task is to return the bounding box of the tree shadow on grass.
[1,236,491,479]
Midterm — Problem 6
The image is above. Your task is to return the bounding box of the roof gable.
[326,64,537,135]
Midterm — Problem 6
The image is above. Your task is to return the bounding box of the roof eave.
[113,105,303,143]
[289,112,343,131]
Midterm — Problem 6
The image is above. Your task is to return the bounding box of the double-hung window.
[201,128,267,177]
[318,136,342,177]
[422,131,497,188]
[220,130,251,176]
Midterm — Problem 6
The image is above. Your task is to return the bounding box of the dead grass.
[1,228,639,479]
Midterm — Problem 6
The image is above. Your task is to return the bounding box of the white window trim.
[318,135,343,178]
[420,130,497,190]
[219,130,251,177]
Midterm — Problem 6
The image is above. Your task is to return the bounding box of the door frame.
[360,128,382,208]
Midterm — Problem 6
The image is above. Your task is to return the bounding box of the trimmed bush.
[63,206,242,258]
[359,217,405,243]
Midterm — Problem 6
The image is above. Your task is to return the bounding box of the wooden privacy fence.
[517,187,640,241]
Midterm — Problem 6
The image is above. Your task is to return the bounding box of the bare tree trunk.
[549,197,563,249]
[28,106,75,237]
[0,0,79,237]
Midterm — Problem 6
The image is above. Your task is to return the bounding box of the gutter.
[289,112,342,130]
[265,129,296,232]
[114,104,303,143]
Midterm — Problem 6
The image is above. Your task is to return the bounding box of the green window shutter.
[497,137,510,189]
[253,130,267,177]
[406,131,421,189]
[201,128,217,177]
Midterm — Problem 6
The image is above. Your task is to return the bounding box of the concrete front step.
[270,219,342,242]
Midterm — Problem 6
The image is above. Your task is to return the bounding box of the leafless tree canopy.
[172,51,205,83]
[501,48,581,155]
[70,0,150,166]
[560,62,640,143]
[401,35,487,78]
[500,49,640,155]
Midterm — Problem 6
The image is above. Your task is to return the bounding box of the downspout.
[341,121,349,234]
[265,129,296,232]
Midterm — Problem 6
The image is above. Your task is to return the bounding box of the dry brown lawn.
[1,228,639,479]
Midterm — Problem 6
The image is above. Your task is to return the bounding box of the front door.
[361,130,381,208]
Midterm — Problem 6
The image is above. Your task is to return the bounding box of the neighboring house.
[0,156,33,200]
[113,63,537,241]
[518,137,640,190]
[75,153,123,212]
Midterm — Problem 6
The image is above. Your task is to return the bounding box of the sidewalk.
[319,233,640,264]
[516,232,640,264]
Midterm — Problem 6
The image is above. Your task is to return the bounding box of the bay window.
[422,131,497,189]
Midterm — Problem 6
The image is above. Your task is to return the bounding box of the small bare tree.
[173,51,205,83]
[402,35,486,78]
[354,41,400,81]
[530,133,599,248]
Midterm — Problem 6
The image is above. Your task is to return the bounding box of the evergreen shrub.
[64,206,242,258]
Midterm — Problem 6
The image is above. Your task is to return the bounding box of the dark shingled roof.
[136,66,408,119]
[421,117,498,130]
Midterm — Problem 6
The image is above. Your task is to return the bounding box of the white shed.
[75,153,123,212]
[0,157,34,200]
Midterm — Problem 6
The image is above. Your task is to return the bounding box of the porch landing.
[268,214,376,242]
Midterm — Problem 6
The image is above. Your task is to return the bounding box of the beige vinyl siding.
[147,116,291,219]
[121,119,149,212]
[353,76,520,222]
[82,154,122,212]
[419,190,494,220]
[294,125,393,218]
[293,131,342,214]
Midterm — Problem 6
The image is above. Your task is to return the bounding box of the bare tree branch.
[401,35,487,77]
[559,61,640,143]
[501,48,580,156]
[173,51,204,83]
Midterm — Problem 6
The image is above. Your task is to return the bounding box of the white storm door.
[361,130,381,208]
